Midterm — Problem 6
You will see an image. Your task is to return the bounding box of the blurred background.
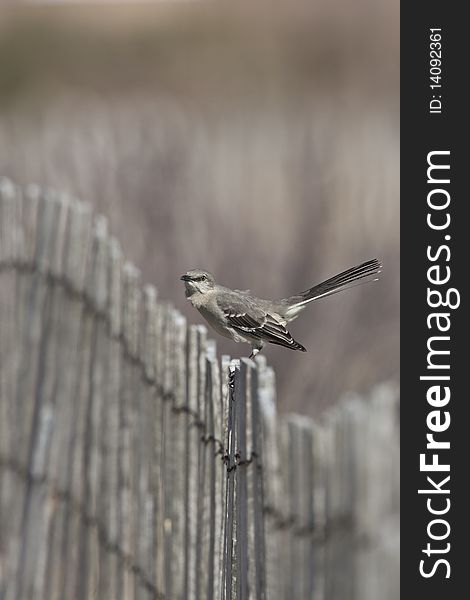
[0,0,399,416]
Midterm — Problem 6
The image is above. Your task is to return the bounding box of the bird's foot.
[249,348,260,359]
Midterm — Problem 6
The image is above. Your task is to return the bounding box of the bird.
[180,259,382,358]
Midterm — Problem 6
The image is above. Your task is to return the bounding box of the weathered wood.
[0,179,25,600]
[206,344,223,600]
[217,354,231,600]
[235,360,249,600]
[15,189,69,600]
[103,237,123,600]
[120,261,142,600]
[159,303,175,599]
[311,420,327,600]
[257,362,281,600]
[136,285,158,598]
[39,193,74,600]
[185,325,205,600]
[0,182,400,600]
[251,359,266,600]
[85,216,110,600]
[223,359,240,600]
[168,310,188,600]
[196,340,215,600]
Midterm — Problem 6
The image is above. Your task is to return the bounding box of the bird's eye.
[201,275,207,280]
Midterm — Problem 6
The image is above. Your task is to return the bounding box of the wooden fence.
[0,178,399,600]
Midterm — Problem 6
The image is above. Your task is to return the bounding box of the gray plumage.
[180,259,382,358]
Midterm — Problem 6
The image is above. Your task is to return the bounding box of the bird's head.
[180,269,216,297]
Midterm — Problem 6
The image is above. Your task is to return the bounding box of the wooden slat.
[223,359,240,600]
[43,194,81,600]
[103,237,123,600]
[15,189,70,600]
[85,216,110,600]
[197,343,214,600]
[0,179,21,600]
[250,359,267,600]
[136,285,158,597]
[119,261,142,600]
[235,361,248,600]
[168,310,188,600]
[311,420,327,600]
[217,354,231,600]
[256,362,281,600]
[207,346,223,600]
[185,325,202,600]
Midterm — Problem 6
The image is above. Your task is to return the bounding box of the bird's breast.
[198,305,228,335]
[198,305,247,342]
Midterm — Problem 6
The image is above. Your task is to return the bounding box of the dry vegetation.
[0,1,399,415]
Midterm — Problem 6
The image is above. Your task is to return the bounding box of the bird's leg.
[249,345,262,359]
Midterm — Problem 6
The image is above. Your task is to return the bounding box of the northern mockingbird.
[180,259,382,358]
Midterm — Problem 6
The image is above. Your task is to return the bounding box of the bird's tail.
[282,258,382,319]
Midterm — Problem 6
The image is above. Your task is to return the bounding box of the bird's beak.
[180,274,191,282]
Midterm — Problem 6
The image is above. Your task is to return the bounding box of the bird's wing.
[217,295,306,352]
